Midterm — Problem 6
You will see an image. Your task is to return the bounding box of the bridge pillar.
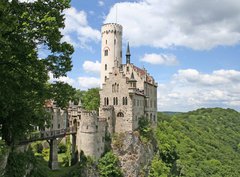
[71,134,77,163]
[48,139,59,170]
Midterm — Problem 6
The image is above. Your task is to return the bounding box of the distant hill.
[159,111,183,116]
[152,108,240,176]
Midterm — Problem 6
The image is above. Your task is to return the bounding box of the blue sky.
[48,0,240,112]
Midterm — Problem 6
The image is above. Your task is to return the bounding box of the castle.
[49,23,158,159]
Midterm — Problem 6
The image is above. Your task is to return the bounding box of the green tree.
[0,0,74,146]
[73,88,100,112]
[98,151,123,177]
[149,155,170,177]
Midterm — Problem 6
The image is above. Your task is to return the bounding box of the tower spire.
[126,42,131,64]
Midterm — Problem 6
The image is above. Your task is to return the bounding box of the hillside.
[152,108,240,176]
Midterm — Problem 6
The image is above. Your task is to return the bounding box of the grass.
[34,151,78,177]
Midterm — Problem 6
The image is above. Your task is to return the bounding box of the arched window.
[117,112,124,117]
[104,49,108,56]
[106,97,109,105]
[116,97,118,105]
[122,97,125,105]
[125,97,128,105]
[105,64,107,70]
[113,97,115,105]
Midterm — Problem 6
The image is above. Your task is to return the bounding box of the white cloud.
[48,72,75,86]
[140,53,178,65]
[98,1,104,7]
[78,77,100,90]
[83,60,101,74]
[157,69,240,112]
[105,0,240,50]
[62,7,101,50]
[49,72,100,90]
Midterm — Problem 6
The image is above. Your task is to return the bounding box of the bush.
[98,151,123,177]
[138,116,153,143]
[58,143,67,153]
[32,142,43,154]
[42,148,49,159]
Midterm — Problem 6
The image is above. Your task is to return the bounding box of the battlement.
[101,23,122,35]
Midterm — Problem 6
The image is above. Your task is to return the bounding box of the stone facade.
[48,23,157,160]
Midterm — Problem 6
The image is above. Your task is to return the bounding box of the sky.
[48,0,240,112]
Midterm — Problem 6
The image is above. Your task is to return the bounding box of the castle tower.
[101,23,123,86]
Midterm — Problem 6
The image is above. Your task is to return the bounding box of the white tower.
[100,23,122,86]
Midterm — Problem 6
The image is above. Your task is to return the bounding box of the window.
[104,49,108,56]
[58,124,60,129]
[105,64,107,70]
[107,97,109,105]
[117,112,124,117]
[105,76,107,81]
[127,66,129,72]
[113,97,115,105]
[116,97,118,105]
[106,40,107,44]
[114,39,116,45]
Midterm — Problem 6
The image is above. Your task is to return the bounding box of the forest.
[150,108,240,177]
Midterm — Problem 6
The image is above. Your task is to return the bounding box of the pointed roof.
[126,42,131,56]
[129,72,137,82]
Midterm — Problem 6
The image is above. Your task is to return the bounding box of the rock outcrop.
[112,131,155,177]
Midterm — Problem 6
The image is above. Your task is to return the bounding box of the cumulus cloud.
[105,0,240,50]
[140,53,178,65]
[62,7,101,50]
[78,77,100,90]
[157,69,240,112]
[83,60,101,74]
[49,72,100,90]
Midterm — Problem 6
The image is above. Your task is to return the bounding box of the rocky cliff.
[112,131,155,177]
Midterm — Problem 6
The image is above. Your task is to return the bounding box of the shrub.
[58,143,67,153]
[32,142,43,154]
[98,151,123,177]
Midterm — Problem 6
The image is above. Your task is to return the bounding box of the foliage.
[62,136,71,167]
[4,149,36,177]
[32,142,43,154]
[73,88,100,112]
[0,0,74,146]
[41,148,49,161]
[98,151,123,177]
[112,133,125,149]
[138,116,153,143]
[58,143,67,154]
[155,108,240,176]
[149,155,170,177]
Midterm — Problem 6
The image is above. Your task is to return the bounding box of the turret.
[100,23,123,86]
[126,42,131,64]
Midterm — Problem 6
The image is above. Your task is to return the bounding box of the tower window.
[104,49,108,56]
[127,66,129,72]
[105,64,107,70]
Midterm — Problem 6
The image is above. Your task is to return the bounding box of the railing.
[19,127,77,144]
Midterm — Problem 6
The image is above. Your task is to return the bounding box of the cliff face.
[112,132,155,177]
